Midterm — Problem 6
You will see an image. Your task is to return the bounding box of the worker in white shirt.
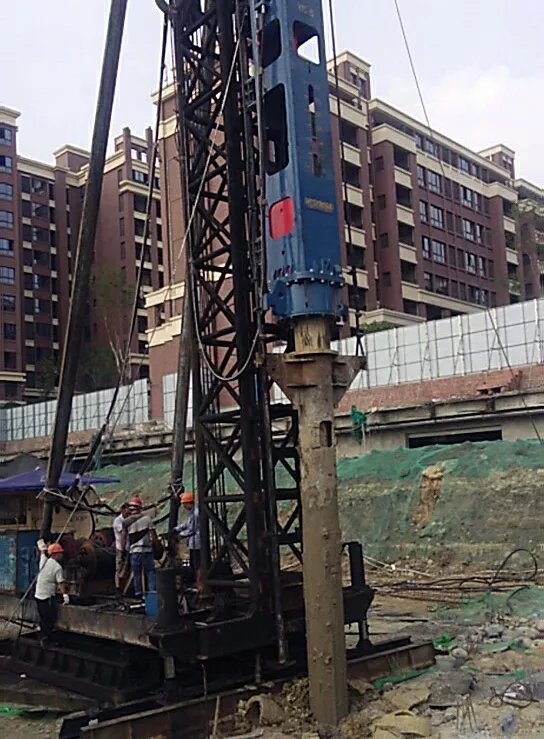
[35,540,69,646]
[113,503,130,594]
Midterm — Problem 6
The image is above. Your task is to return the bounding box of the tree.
[76,344,119,392]
[36,355,60,399]
[92,265,136,384]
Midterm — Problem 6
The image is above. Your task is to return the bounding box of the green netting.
[90,440,544,566]
[434,587,544,624]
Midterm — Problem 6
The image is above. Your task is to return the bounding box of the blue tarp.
[0,468,120,492]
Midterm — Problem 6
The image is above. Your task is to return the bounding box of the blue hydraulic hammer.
[253,0,345,320]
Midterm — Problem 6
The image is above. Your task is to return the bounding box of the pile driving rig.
[4,0,424,729]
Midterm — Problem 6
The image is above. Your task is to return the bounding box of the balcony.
[506,248,519,265]
[345,185,364,207]
[397,204,415,227]
[343,267,369,289]
[372,124,416,153]
[341,143,361,166]
[345,224,365,247]
[504,215,516,234]
[399,243,417,264]
[394,166,412,189]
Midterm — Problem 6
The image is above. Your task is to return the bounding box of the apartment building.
[144,50,541,418]
[513,178,544,300]
[0,106,163,402]
[370,102,519,323]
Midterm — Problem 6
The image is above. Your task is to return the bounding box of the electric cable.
[392,0,544,444]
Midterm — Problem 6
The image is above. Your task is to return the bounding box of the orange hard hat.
[128,497,143,508]
[181,491,194,505]
[47,543,64,555]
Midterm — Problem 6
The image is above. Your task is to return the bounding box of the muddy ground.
[0,573,542,739]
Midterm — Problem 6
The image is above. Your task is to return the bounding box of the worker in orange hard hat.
[174,490,200,575]
[35,538,69,646]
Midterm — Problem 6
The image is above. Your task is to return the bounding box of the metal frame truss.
[170,0,301,621]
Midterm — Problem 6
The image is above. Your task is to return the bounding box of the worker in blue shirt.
[174,491,200,575]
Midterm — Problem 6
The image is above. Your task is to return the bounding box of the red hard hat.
[47,543,64,555]
[181,491,194,505]
[128,497,143,508]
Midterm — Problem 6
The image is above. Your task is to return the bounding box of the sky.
[2,0,544,183]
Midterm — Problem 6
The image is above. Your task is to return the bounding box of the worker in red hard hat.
[121,497,159,600]
[35,538,69,646]
[174,490,200,576]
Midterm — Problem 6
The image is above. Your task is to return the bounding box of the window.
[451,280,458,298]
[134,194,147,213]
[459,282,467,301]
[379,232,389,248]
[0,183,13,201]
[134,218,145,237]
[120,242,126,260]
[435,276,448,295]
[466,252,477,274]
[32,202,48,220]
[449,245,456,265]
[424,139,439,157]
[0,211,13,228]
[2,295,15,312]
[35,322,51,339]
[35,298,51,314]
[476,224,484,244]
[33,274,50,291]
[157,247,163,265]
[417,166,425,187]
[21,176,31,194]
[429,205,444,229]
[415,133,423,149]
[478,256,487,276]
[489,260,494,278]
[157,224,162,242]
[0,267,15,285]
[459,157,470,174]
[432,239,446,264]
[0,155,13,173]
[419,200,428,223]
[132,169,148,185]
[375,156,384,172]
[25,346,35,364]
[382,271,392,287]
[378,194,386,210]
[0,238,13,255]
[525,282,534,298]
[4,323,16,341]
[428,170,442,194]
[33,250,50,267]
[457,249,464,269]
[156,200,161,218]
[119,193,124,212]
[0,127,12,145]
[32,227,49,244]
[422,236,431,259]
[4,351,16,369]
[446,211,454,232]
[424,272,433,291]
[463,219,475,241]
[31,178,48,195]
[119,217,125,236]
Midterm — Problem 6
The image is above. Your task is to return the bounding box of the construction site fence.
[0,379,149,442]
[272,297,544,403]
